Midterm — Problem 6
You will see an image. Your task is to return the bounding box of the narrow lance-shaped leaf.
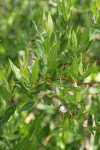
[72,31,78,51]
[46,13,54,38]
[0,104,16,126]
[32,20,44,41]
[83,62,96,78]
[0,97,6,117]
[79,62,83,75]
[19,101,35,113]
[20,59,29,81]
[71,55,78,76]
[79,40,93,54]
[81,27,89,44]
[30,60,38,86]
[48,47,58,72]
[9,59,21,80]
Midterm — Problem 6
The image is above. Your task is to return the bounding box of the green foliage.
[0,0,100,150]
[30,60,38,86]
[0,97,6,117]
[0,104,16,126]
[19,101,35,113]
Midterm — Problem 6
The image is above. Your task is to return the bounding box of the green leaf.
[83,63,96,78]
[76,105,86,118]
[79,40,92,54]
[0,104,16,126]
[70,71,78,81]
[81,27,89,44]
[0,97,6,117]
[30,60,38,86]
[9,59,21,80]
[5,104,16,116]
[61,117,69,130]
[62,0,67,21]
[75,92,81,103]
[20,60,29,81]
[79,62,83,75]
[47,13,54,38]
[71,55,78,76]
[72,31,78,51]
[0,84,10,101]
[32,20,44,41]
[48,48,58,72]
[90,2,98,19]
[19,101,35,112]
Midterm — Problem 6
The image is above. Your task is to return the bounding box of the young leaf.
[20,60,29,81]
[30,60,38,86]
[9,59,21,80]
[0,84,10,101]
[0,97,6,117]
[72,31,78,51]
[79,62,83,75]
[47,13,54,38]
[81,27,89,44]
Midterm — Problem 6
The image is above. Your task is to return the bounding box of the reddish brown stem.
[56,77,100,85]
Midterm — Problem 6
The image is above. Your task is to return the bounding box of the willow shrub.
[0,0,100,150]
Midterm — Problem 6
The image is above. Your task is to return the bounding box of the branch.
[44,94,88,132]
[56,77,100,85]
[47,76,100,85]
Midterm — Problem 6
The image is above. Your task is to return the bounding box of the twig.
[44,94,64,116]
[47,76,100,85]
[56,77,100,85]
[44,94,88,132]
